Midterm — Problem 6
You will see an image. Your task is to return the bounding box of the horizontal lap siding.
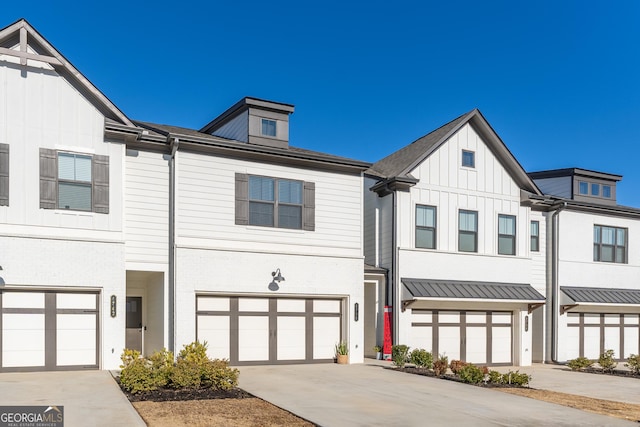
[176,152,362,253]
[125,151,168,264]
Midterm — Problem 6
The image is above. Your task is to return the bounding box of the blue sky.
[5,1,640,205]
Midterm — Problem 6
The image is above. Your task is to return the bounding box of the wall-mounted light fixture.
[272,268,285,283]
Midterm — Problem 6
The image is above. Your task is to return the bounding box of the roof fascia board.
[370,176,418,196]
[404,296,545,304]
[0,19,133,127]
[561,200,640,218]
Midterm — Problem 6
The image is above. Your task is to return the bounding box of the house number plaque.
[110,295,117,317]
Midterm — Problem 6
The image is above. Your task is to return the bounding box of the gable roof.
[0,19,133,126]
[367,109,541,195]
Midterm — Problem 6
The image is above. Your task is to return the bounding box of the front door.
[126,296,143,352]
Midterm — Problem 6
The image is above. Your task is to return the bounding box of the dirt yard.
[497,388,640,423]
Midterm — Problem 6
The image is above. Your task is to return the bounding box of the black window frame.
[593,225,627,264]
[497,214,516,256]
[530,221,540,252]
[458,209,478,253]
[415,205,437,249]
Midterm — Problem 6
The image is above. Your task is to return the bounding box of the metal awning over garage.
[401,278,545,312]
[560,286,640,313]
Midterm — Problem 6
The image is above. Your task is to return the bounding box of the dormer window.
[261,119,277,137]
[579,181,588,195]
[603,185,611,198]
[462,150,475,168]
[591,183,600,196]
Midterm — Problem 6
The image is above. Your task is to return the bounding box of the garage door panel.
[198,315,230,360]
[238,316,269,361]
[2,293,45,309]
[466,327,486,364]
[566,327,580,360]
[409,326,432,353]
[583,327,600,359]
[277,316,306,360]
[313,317,340,360]
[56,294,96,310]
[492,326,511,363]
[624,328,639,358]
[604,327,620,357]
[439,326,460,360]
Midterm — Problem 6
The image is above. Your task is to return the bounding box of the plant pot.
[336,354,349,364]
[376,352,382,360]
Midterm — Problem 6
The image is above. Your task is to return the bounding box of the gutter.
[550,201,567,363]
[168,136,179,353]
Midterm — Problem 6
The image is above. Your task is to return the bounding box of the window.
[39,148,109,213]
[579,181,588,195]
[591,183,600,196]
[235,173,315,231]
[462,150,475,168]
[416,205,436,249]
[603,185,612,198]
[0,143,8,206]
[261,119,277,137]
[530,221,539,252]
[498,215,516,255]
[594,225,627,263]
[458,210,478,252]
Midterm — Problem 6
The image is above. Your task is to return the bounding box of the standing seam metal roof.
[561,286,640,305]
[402,278,545,301]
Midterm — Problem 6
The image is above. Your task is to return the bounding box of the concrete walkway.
[239,361,638,427]
[0,370,145,427]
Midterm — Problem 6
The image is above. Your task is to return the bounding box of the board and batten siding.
[0,45,123,235]
[124,150,169,265]
[210,111,249,142]
[176,152,362,257]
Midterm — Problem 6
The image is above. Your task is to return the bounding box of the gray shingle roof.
[403,278,545,302]
[561,286,640,305]
[367,110,475,178]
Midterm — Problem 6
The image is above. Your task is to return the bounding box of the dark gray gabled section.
[39,148,57,209]
[0,143,8,206]
[403,278,545,302]
[561,286,640,305]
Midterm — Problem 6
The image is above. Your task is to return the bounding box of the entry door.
[125,297,143,352]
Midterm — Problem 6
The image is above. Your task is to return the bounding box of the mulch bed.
[121,384,254,402]
[389,366,528,388]
[572,367,640,379]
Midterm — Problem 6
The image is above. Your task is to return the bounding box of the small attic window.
[462,150,475,168]
[261,119,277,137]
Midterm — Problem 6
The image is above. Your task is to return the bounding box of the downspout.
[550,201,567,363]
[391,187,399,345]
[168,137,179,353]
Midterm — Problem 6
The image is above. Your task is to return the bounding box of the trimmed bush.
[502,370,531,386]
[392,345,410,368]
[598,349,617,372]
[488,370,503,384]
[625,354,640,375]
[409,349,433,369]
[449,360,468,375]
[458,364,484,384]
[148,348,174,388]
[120,357,158,393]
[120,348,142,369]
[567,356,593,371]
[433,354,449,376]
[202,359,239,390]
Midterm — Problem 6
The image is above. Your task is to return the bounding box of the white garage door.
[409,309,512,365]
[196,295,342,365]
[566,313,640,360]
[0,290,99,372]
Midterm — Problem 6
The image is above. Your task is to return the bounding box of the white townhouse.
[0,19,370,372]
[364,110,547,366]
[529,169,640,363]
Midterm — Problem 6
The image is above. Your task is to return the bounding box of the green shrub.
[625,354,640,375]
[458,364,484,384]
[488,370,503,384]
[170,359,202,389]
[392,345,410,368]
[502,370,531,386]
[202,359,239,390]
[148,348,174,388]
[178,341,210,364]
[119,357,158,393]
[120,348,142,369]
[598,349,617,372]
[433,354,448,376]
[409,349,433,369]
[567,356,593,371]
[449,360,468,375]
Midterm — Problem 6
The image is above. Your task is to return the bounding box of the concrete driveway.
[239,361,638,426]
[0,370,145,427]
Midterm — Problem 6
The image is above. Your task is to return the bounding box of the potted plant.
[335,341,349,364]
[373,345,382,360]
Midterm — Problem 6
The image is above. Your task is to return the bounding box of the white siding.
[211,111,248,142]
[125,150,169,265]
[176,151,362,257]
[363,177,378,266]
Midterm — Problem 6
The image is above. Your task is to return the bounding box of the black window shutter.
[303,181,315,231]
[39,148,57,209]
[92,155,109,214]
[235,173,249,225]
[0,144,8,206]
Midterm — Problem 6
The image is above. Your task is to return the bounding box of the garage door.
[0,290,99,372]
[409,309,512,365]
[196,295,342,365]
[566,313,640,360]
